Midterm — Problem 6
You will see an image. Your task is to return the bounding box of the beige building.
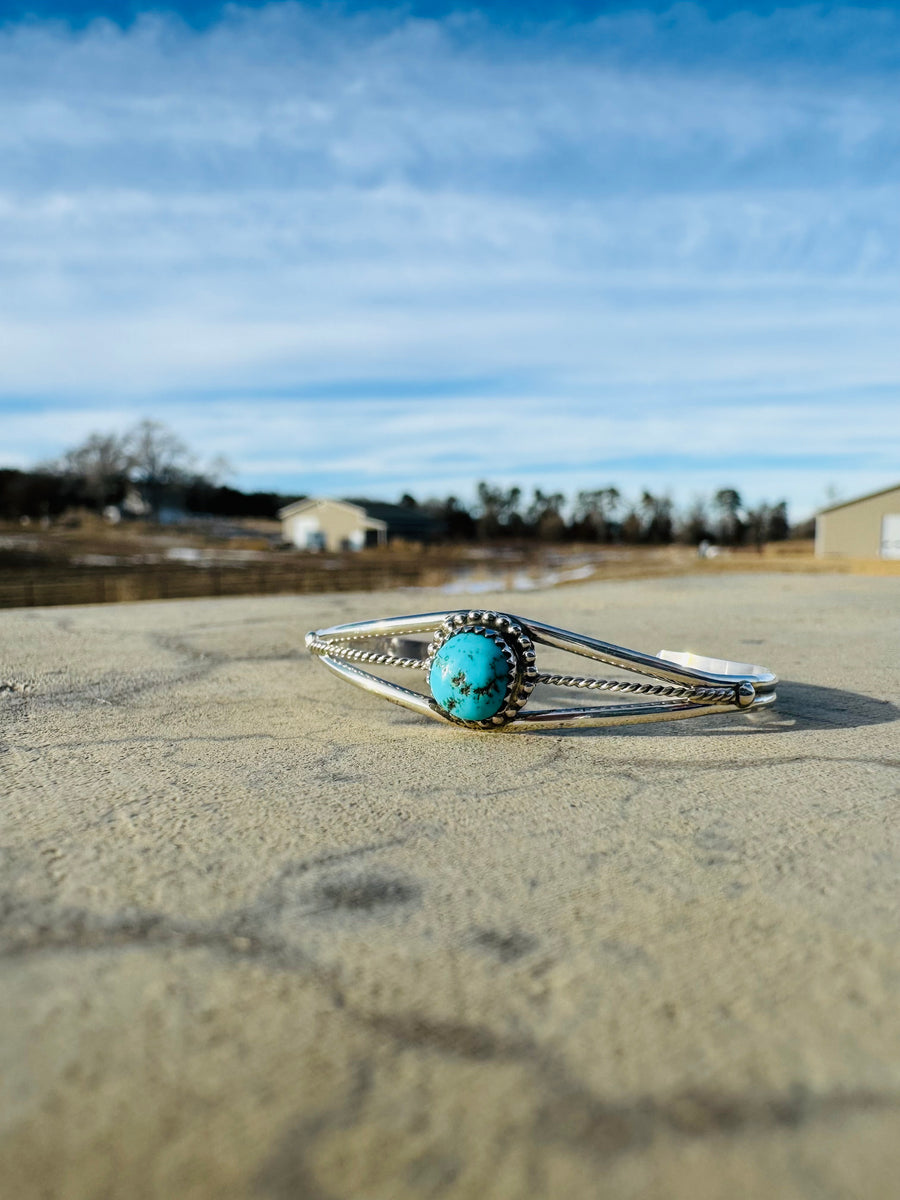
[815,483,900,559]
[277,498,388,552]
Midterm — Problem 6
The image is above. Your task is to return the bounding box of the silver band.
[305,609,777,732]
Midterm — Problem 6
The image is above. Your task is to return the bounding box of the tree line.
[0,420,287,522]
[1,421,796,546]
[413,482,791,547]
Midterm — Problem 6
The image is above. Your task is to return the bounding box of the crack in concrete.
[3,860,898,1183]
[0,835,418,968]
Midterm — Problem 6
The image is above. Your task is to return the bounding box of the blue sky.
[1,2,898,517]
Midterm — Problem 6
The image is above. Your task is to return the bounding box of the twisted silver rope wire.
[307,637,734,702]
[306,637,429,671]
[531,673,734,701]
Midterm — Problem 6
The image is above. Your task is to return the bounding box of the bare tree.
[126,419,194,516]
[713,487,744,546]
[678,496,711,545]
[573,487,620,541]
[47,431,130,508]
[766,501,789,541]
[475,482,523,539]
[640,491,674,543]
[205,453,234,488]
[526,488,566,540]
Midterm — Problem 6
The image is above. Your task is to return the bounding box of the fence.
[0,557,449,610]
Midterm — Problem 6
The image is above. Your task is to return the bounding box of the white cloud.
[0,2,898,518]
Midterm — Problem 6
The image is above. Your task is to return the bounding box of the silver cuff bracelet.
[306,609,777,732]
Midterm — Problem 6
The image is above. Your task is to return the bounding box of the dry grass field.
[0,516,893,610]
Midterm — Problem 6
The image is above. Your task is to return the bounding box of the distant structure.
[277,497,443,551]
[277,498,388,551]
[102,486,151,524]
[815,483,900,559]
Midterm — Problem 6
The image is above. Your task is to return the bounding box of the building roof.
[276,495,388,531]
[277,496,372,521]
[277,496,442,540]
[343,498,443,541]
[277,497,354,519]
[816,482,900,516]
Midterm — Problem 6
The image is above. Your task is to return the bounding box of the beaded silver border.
[425,610,539,729]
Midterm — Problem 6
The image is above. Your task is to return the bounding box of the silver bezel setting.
[425,610,538,729]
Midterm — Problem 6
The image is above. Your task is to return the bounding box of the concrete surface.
[1,573,898,1200]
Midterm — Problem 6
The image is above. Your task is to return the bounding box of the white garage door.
[881,514,900,559]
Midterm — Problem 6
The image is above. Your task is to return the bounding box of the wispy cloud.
[1,2,898,514]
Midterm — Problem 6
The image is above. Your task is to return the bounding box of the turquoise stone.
[429,630,511,721]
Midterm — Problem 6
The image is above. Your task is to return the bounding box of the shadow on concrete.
[773,680,900,731]
[530,679,900,738]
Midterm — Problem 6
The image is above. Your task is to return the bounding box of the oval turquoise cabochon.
[428,630,512,721]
